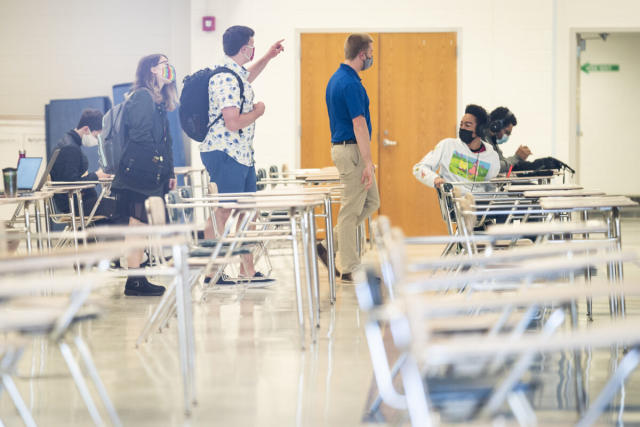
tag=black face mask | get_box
[459,128,474,144]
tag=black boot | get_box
[124,276,166,296]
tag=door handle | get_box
[382,138,398,147]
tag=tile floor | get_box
[1,216,640,426]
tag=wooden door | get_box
[300,33,379,170]
[300,32,456,237]
[378,33,456,236]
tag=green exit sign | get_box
[581,62,620,74]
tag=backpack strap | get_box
[208,66,246,134]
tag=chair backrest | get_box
[256,168,267,191]
[144,197,166,226]
[437,183,457,235]
[177,186,195,222]
[164,191,181,224]
[269,165,278,188]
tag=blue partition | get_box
[45,96,112,172]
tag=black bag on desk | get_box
[512,156,575,174]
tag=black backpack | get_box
[179,66,245,142]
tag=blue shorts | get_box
[200,150,257,193]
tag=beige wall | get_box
[0,0,190,118]
[2,0,640,193]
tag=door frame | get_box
[569,27,640,186]
[294,28,461,168]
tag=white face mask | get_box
[82,134,99,147]
[496,134,510,145]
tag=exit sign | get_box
[581,62,620,74]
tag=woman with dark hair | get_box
[112,54,178,296]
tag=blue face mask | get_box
[362,55,373,71]
[496,134,510,145]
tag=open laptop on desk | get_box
[15,157,43,196]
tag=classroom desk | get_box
[539,195,638,316]
[169,195,328,347]
[234,195,328,333]
[44,182,101,247]
[174,166,207,191]
[0,191,53,253]
[188,184,344,303]
[282,167,341,184]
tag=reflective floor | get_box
[1,217,640,426]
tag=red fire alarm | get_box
[202,16,215,32]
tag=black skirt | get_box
[113,188,150,224]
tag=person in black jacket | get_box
[111,54,178,296]
[50,109,114,219]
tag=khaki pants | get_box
[330,144,380,274]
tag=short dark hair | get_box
[223,26,255,56]
[344,33,373,60]
[76,109,103,131]
[489,106,517,128]
[464,104,488,133]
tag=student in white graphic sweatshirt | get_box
[413,104,500,193]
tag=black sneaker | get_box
[340,272,354,283]
[203,274,237,286]
[316,243,340,277]
[124,276,166,296]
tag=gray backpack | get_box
[99,99,128,174]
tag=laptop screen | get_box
[17,157,43,190]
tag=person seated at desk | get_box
[413,104,500,193]
[50,109,114,222]
[484,106,531,173]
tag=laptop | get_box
[33,149,60,192]
[16,157,43,194]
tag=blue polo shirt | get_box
[325,64,372,143]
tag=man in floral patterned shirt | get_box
[201,25,284,281]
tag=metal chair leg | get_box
[75,336,122,427]
[2,374,37,427]
[290,212,306,349]
[59,341,104,426]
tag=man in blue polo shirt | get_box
[317,33,380,283]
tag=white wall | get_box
[188,0,555,172]
[0,0,191,117]
[578,33,640,195]
[2,0,640,193]
[187,0,640,193]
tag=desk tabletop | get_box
[522,189,606,198]
[0,191,53,204]
[539,195,638,210]
[486,219,609,235]
[508,183,582,191]
[44,183,98,192]
[174,166,205,175]
[234,194,326,208]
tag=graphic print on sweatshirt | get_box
[449,151,491,182]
